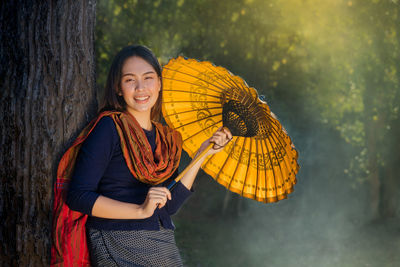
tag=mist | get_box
[95,0,400,266]
[174,120,399,266]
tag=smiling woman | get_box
[51,45,232,266]
[100,45,164,123]
[118,56,161,130]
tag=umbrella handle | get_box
[167,143,214,190]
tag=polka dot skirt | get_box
[87,224,183,267]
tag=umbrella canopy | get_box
[162,57,299,203]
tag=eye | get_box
[144,76,154,80]
[125,78,135,82]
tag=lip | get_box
[134,96,150,100]
[134,95,150,103]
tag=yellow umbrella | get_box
[162,57,299,203]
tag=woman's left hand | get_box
[197,127,233,157]
[178,127,233,190]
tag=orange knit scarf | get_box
[51,110,182,266]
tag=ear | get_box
[115,85,123,96]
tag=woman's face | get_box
[119,56,161,118]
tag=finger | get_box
[159,197,168,208]
[152,187,171,200]
[149,187,171,200]
[150,186,170,192]
[157,187,171,200]
[211,139,224,149]
[214,133,226,141]
[150,187,170,196]
[217,135,229,145]
[166,189,171,200]
[211,136,231,150]
[151,196,168,209]
[218,127,231,140]
[221,130,232,143]
[209,135,221,143]
[215,129,232,141]
[215,126,223,132]
[149,195,168,207]
[211,132,225,140]
[213,132,227,140]
[222,127,233,139]
[148,192,169,201]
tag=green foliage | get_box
[95,0,400,265]
[97,0,399,185]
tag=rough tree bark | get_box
[0,1,97,266]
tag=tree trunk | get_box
[380,166,396,218]
[365,121,380,220]
[363,72,382,220]
[0,1,97,266]
[380,115,400,218]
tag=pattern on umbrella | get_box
[162,56,299,203]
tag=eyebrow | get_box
[122,71,156,77]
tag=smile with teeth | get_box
[134,96,150,102]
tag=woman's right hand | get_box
[140,187,171,218]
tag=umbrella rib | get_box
[264,113,300,185]
[181,118,223,142]
[254,139,260,200]
[266,115,285,131]
[210,72,242,95]
[203,136,240,184]
[262,115,293,156]
[163,106,222,118]
[262,132,288,197]
[174,60,254,99]
[224,71,251,95]
[265,114,299,154]
[266,127,297,189]
[263,119,285,147]
[163,100,222,104]
[201,63,249,95]
[268,123,287,182]
[263,116,298,182]
[165,61,259,111]
[166,61,237,93]
[240,137,253,197]
[255,140,268,202]
[174,112,222,133]
[260,137,279,199]
[163,76,226,95]
[222,74,257,109]
[228,137,248,190]
[210,64,253,98]
[163,88,221,99]
[163,68,227,93]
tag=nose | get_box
[135,79,145,91]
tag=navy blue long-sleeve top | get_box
[66,116,192,231]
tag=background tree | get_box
[0,1,97,266]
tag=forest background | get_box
[1,0,399,266]
[96,1,400,266]
[95,1,400,266]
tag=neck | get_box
[127,109,153,130]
